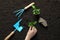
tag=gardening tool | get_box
[14,2,35,18]
[39,17,48,27]
[4,19,23,40]
[4,2,35,40]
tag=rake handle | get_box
[24,2,35,10]
[4,31,15,40]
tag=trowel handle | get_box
[24,2,35,10]
[4,31,15,40]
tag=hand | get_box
[25,26,37,40]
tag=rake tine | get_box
[14,9,21,13]
[15,11,21,16]
[18,11,23,18]
[18,9,24,18]
[15,9,24,17]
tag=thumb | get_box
[29,26,32,30]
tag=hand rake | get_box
[14,2,35,18]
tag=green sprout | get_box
[32,5,40,15]
[28,21,37,27]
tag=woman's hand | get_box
[25,26,37,40]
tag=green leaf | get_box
[28,21,37,27]
[32,5,40,15]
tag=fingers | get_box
[29,26,37,32]
[32,27,37,32]
[29,26,35,30]
[29,26,32,30]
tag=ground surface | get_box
[0,0,60,40]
